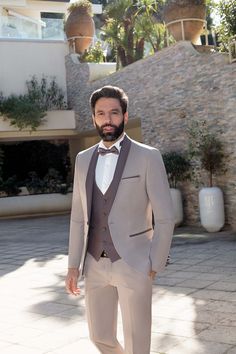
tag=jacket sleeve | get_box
[146,148,175,273]
[68,155,85,269]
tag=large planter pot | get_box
[199,187,225,232]
[164,1,206,44]
[0,193,72,218]
[170,188,183,227]
[65,7,95,54]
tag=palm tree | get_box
[102,0,166,67]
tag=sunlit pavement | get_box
[0,215,236,354]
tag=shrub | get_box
[0,76,67,130]
[188,120,227,187]
[0,175,20,196]
[162,151,191,188]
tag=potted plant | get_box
[162,151,191,227]
[163,0,206,44]
[65,0,95,54]
[79,40,117,81]
[188,120,227,232]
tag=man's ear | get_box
[92,115,96,127]
[124,112,128,125]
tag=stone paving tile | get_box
[176,279,216,289]
[0,344,45,354]
[0,325,44,345]
[151,333,186,353]
[160,271,200,280]
[0,341,12,350]
[155,278,182,287]
[192,310,236,326]
[180,265,216,272]
[1,217,236,354]
[227,347,236,354]
[201,300,236,314]
[208,267,236,275]
[164,263,190,271]
[170,258,206,265]
[48,338,100,354]
[191,289,228,301]
[194,272,225,281]
[152,317,210,337]
[225,274,236,282]
[221,292,236,302]
[207,281,236,292]
[166,338,232,354]
[198,325,236,345]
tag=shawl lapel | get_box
[85,145,99,224]
[106,135,131,209]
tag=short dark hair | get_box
[90,85,128,115]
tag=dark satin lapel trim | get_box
[85,146,99,223]
[106,135,131,207]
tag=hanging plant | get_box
[0,76,67,131]
[0,94,46,131]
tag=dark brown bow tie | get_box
[98,146,119,155]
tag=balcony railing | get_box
[0,15,65,40]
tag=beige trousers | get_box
[84,253,153,354]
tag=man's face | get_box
[93,97,128,142]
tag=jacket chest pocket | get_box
[121,175,140,183]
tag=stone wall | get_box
[65,41,236,229]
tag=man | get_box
[65,85,175,354]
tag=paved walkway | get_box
[0,215,236,354]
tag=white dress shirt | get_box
[95,134,125,194]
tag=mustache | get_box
[101,123,116,129]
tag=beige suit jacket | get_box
[68,135,175,276]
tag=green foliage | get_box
[67,0,93,16]
[164,0,206,5]
[0,94,46,131]
[0,141,70,183]
[0,77,67,130]
[43,168,63,193]
[216,0,236,51]
[25,171,46,195]
[80,41,105,62]
[188,120,227,187]
[26,76,67,111]
[101,0,167,67]
[162,151,191,188]
[0,175,20,196]
[25,169,69,195]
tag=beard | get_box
[95,120,125,142]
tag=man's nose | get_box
[103,113,112,123]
